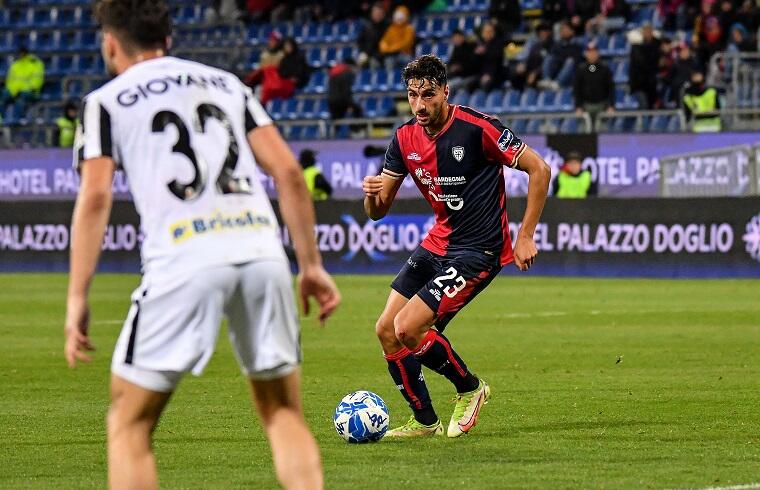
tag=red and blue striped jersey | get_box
[382,105,526,266]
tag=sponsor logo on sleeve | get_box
[497,129,514,152]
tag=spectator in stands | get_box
[378,5,415,69]
[586,0,630,35]
[489,0,522,41]
[447,29,478,91]
[542,21,582,88]
[511,22,553,91]
[542,0,568,24]
[552,151,597,198]
[717,0,738,44]
[727,23,756,53]
[657,36,676,104]
[278,37,311,90]
[630,23,661,109]
[260,30,285,67]
[654,0,690,31]
[693,0,725,65]
[683,70,721,132]
[327,58,363,119]
[0,46,45,121]
[243,32,303,103]
[737,0,760,34]
[299,149,333,200]
[573,41,615,127]
[358,3,389,68]
[668,42,701,104]
[473,21,506,92]
[567,0,600,36]
[54,100,79,148]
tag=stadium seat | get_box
[526,118,543,133]
[509,118,528,134]
[302,124,320,140]
[648,114,669,132]
[468,89,487,109]
[557,88,573,111]
[316,98,330,119]
[502,90,522,113]
[520,88,539,112]
[559,117,579,133]
[484,89,504,113]
[304,70,327,94]
[630,6,655,27]
[266,99,285,120]
[536,90,557,112]
[374,70,390,91]
[450,90,470,106]
[614,59,629,84]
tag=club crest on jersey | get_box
[452,146,465,162]
[497,129,514,152]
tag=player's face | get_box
[406,78,449,128]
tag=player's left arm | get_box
[65,156,115,367]
[513,146,551,271]
[480,120,551,271]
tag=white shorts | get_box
[111,259,300,393]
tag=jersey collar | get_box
[421,104,457,141]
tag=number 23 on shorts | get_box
[433,267,466,298]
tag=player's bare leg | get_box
[107,375,172,490]
[249,369,322,490]
[376,290,441,436]
[395,296,491,438]
[375,290,410,354]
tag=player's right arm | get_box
[363,133,406,220]
[246,116,340,324]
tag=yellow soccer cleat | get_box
[447,379,491,438]
[385,416,443,438]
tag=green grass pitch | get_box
[1,273,759,489]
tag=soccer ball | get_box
[333,391,389,443]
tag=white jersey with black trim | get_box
[74,56,286,276]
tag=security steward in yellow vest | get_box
[54,100,79,148]
[299,149,332,201]
[0,46,45,119]
[552,151,597,198]
[683,71,721,133]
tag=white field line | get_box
[669,483,760,490]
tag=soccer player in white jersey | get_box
[62,1,340,488]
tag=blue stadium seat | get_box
[559,117,579,133]
[614,59,629,84]
[502,90,522,113]
[666,115,683,132]
[521,0,543,9]
[302,124,319,140]
[375,70,390,91]
[450,90,470,106]
[648,114,669,132]
[468,89,487,109]
[41,79,62,101]
[283,98,300,120]
[316,98,330,119]
[536,90,557,111]
[363,96,380,118]
[510,119,528,133]
[484,89,504,113]
[414,17,432,38]
[354,69,373,92]
[390,69,405,91]
[557,88,573,111]
[526,118,543,133]
[459,15,484,35]
[630,6,655,26]
[520,88,539,112]
[608,33,629,56]
[266,99,285,120]
[304,70,326,94]
[306,47,322,68]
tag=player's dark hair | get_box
[402,55,447,88]
[94,0,171,53]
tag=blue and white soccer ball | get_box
[333,391,389,443]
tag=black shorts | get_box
[390,246,502,331]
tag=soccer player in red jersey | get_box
[363,55,551,437]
